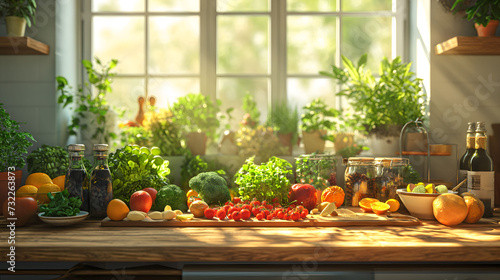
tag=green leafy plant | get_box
[143,108,186,156]
[300,98,339,142]
[57,58,118,143]
[0,103,35,171]
[234,156,293,205]
[335,143,369,159]
[108,145,170,204]
[320,54,425,137]
[119,126,150,148]
[170,93,221,142]
[1,0,37,27]
[452,0,500,27]
[27,145,92,178]
[267,101,299,143]
[39,190,82,217]
[235,125,287,161]
[295,154,337,190]
[240,93,260,128]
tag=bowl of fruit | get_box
[397,183,456,220]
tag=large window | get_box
[82,0,407,127]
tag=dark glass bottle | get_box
[65,144,89,212]
[459,122,475,194]
[89,144,113,218]
[468,122,494,217]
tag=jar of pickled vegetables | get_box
[375,157,409,202]
[344,157,378,207]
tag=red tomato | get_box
[3,197,38,227]
[129,191,152,213]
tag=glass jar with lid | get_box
[375,157,409,202]
[295,154,337,191]
[344,157,378,207]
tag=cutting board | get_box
[101,208,421,227]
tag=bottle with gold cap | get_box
[89,144,113,218]
[459,122,476,194]
[468,122,494,217]
[65,144,89,212]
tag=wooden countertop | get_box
[1,217,500,264]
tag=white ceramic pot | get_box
[367,134,399,157]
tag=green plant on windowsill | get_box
[240,93,260,128]
[170,93,221,143]
[0,103,35,172]
[452,0,500,27]
[142,108,186,156]
[300,98,339,142]
[57,58,119,144]
[235,125,287,162]
[266,101,300,144]
[320,54,425,138]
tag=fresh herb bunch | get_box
[234,156,293,205]
[0,103,35,171]
[108,145,170,204]
[57,58,118,144]
[27,144,92,178]
[39,190,82,217]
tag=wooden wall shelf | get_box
[0,37,49,55]
[435,36,500,55]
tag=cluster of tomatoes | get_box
[203,197,309,221]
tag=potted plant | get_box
[300,98,339,154]
[0,103,35,215]
[452,0,500,36]
[1,0,37,37]
[57,58,119,148]
[170,93,221,155]
[266,102,299,155]
[320,54,425,156]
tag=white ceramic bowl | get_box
[38,211,89,226]
[396,189,457,220]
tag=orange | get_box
[187,189,199,208]
[37,183,61,204]
[107,199,130,221]
[463,195,484,224]
[52,175,65,191]
[371,202,390,215]
[385,199,400,212]
[358,198,379,212]
[432,193,468,226]
[321,186,345,208]
[16,185,38,198]
[25,173,52,189]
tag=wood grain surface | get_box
[1,214,499,263]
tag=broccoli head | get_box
[189,172,231,206]
[153,184,188,212]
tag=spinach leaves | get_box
[39,190,82,217]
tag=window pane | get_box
[217,78,269,129]
[287,78,337,118]
[148,78,200,108]
[341,16,392,71]
[217,0,270,12]
[92,0,144,12]
[287,0,337,12]
[93,16,145,74]
[148,0,199,12]
[218,16,269,74]
[342,0,393,12]
[149,16,199,74]
[287,16,336,74]
[108,78,145,121]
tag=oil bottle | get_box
[65,144,89,212]
[89,144,113,218]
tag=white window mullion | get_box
[271,0,286,108]
[201,0,217,102]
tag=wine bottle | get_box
[459,122,475,194]
[468,122,494,217]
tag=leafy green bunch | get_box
[0,103,35,171]
[108,145,170,204]
[321,54,425,137]
[57,58,118,143]
[27,144,92,178]
[234,156,293,205]
[40,190,82,217]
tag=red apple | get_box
[142,187,157,202]
[288,184,318,211]
[2,197,38,227]
[129,191,152,213]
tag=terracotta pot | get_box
[0,170,23,216]
[302,130,326,154]
[278,132,293,156]
[186,132,207,156]
[475,20,499,37]
[5,16,26,37]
